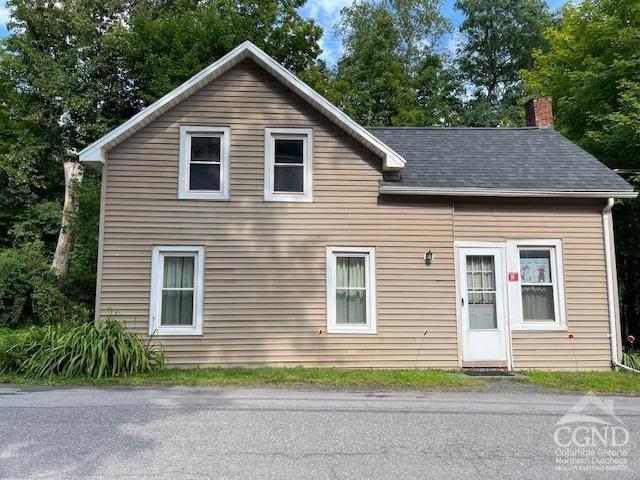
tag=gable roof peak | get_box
[79,41,405,171]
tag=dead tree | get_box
[51,161,83,279]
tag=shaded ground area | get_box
[0,381,638,479]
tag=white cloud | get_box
[443,32,464,57]
[299,0,354,65]
[0,1,12,27]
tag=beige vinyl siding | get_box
[100,59,459,368]
[99,58,612,370]
[453,199,611,371]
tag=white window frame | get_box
[149,245,204,336]
[506,239,567,331]
[264,128,313,202]
[178,125,230,200]
[326,246,377,334]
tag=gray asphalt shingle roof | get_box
[367,127,634,193]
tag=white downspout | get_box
[602,198,640,373]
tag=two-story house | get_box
[80,42,636,370]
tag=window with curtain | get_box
[326,247,376,334]
[161,255,195,326]
[519,249,556,322]
[150,246,204,336]
[336,256,367,325]
[264,128,313,202]
[178,126,229,200]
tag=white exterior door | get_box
[458,247,508,363]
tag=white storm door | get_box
[458,247,507,362]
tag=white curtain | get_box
[466,255,497,329]
[522,286,555,321]
[336,256,366,324]
[520,250,555,321]
[161,256,194,326]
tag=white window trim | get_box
[178,126,230,200]
[264,128,313,202]
[506,239,567,331]
[326,246,377,334]
[149,245,204,336]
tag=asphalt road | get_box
[1,382,639,480]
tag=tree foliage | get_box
[0,0,638,340]
[126,0,322,104]
[333,0,461,126]
[524,0,640,338]
[0,0,324,324]
[456,0,553,126]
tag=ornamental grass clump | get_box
[622,335,640,371]
[3,320,164,378]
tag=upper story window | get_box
[264,128,313,202]
[178,126,230,200]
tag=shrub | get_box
[622,350,640,371]
[0,241,90,327]
[0,326,47,374]
[5,320,164,378]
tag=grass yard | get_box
[0,366,485,389]
[2,366,640,393]
[524,370,640,395]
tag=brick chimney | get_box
[524,97,553,128]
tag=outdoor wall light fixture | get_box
[424,250,434,265]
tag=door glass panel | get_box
[466,255,497,329]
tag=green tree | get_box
[334,0,460,126]
[127,0,322,104]
[0,0,323,319]
[524,0,640,341]
[456,0,553,126]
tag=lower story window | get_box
[150,246,204,336]
[326,246,377,334]
[507,239,566,330]
[520,249,556,322]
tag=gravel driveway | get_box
[0,381,638,479]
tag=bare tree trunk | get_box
[51,161,83,279]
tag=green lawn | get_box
[2,366,640,394]
[524,370,640,395]
[0,367,484,389]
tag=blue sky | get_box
[300,0,571,65]
[0,0,569,65]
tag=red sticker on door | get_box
[508,272,519,282]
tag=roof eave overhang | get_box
[379,184,638,199]
[78,41,405,171]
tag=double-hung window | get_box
[178,126,230,200]
[264,128,313,202]
[149,246,204,336]
[507,239,566,330]
[326,247,377,334]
